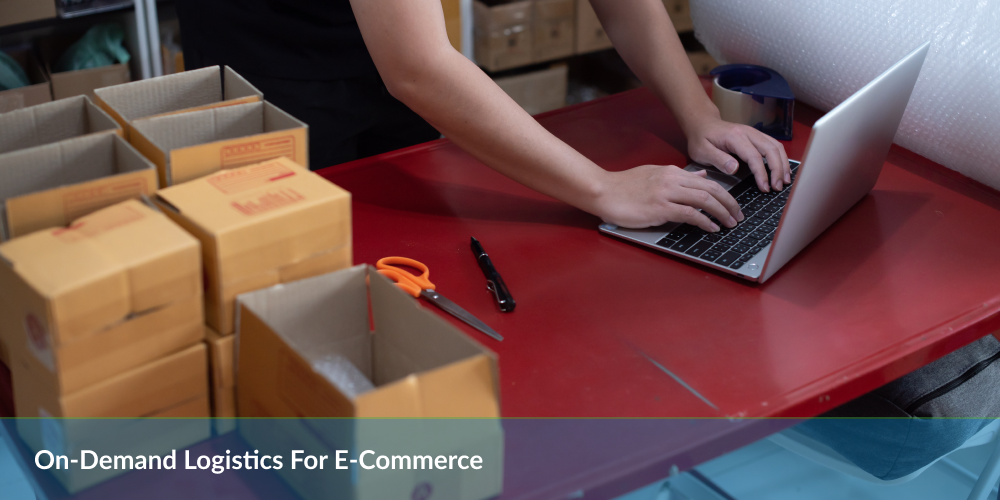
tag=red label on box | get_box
[220,136,296,168]
[230,188,306,216]
[207,161,296,195]
[62,178,150,222]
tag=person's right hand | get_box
[594,164,744,230]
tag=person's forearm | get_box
[589,0,719,134]
[387,48,608,214]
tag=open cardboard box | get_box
[0,0,56,28]
[131,100,308,187]
[0,199,203,396]
[155,157,352,335]
[0,46,52,113]
[236,265,503,500]
[0,132,157,241]
[0,95,120,155]
[94,65,262,138]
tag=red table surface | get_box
[318,86,1000,420]
[3,85,1000,500]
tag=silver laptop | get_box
[600,42,930,283]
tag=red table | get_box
[4,86,1000,500]
[319,87,1000,420]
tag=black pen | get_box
[470,237,515,312]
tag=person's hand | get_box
[685,117,790,193]
[594,164,745,230]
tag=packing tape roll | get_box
[712,78,782,130]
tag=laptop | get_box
[599,41,930,283]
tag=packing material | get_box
[237,265,503,500]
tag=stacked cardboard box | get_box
[130,100,308,187]
[238,265,503,500]
[0,199,210,492]
[495,64,568,115]
[155,157,353,336]
[0,46,52,113]
[474,1,534,72]
[533,0,576,63]
[575,0,613,54]
[94,65,263,139]
[0,129,158,241]
[205,326,236,434]
[0,0,56,28]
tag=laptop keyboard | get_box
[655,161,800,271]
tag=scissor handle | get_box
[377,268,422,297]
[375,256,435,290]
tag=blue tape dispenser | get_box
[710,64,795,141]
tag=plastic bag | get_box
[0,50,30,91]
[54,24,131,73]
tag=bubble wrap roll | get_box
[691,0,1000,190]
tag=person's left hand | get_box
[685,116,790,193]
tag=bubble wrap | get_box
[314,354,375,399]
[691,0,1000,191]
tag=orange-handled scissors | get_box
[376,257,503,341]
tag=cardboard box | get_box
[0,0,56,28]
[664,0,693,32]
[155,157,352,334]
[0,199,203,393]
[237,265,503,500]
[495,64,567,115]
[50,64,131,101]
[533,0,575,63]
[206,326,237,434]
[474,1,533,72]
[94,65,263,137]
[0,132,156,241]
[130,100,308,187]
[575,0,613,54]
[0,47,52,113]
[688,50,719,76]
[12,343,211,493]
[0,95,120,156]
[442,0,462,52]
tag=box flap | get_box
[0,96,119,155]
[1,134,158,239]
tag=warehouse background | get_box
[0,0,715,119]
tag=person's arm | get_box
[349,0,743,231]
[590,0,790,192]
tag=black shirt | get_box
[175,0,378,81]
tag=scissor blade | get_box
[420,290,503,341]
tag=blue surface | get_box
[613,437,1000,500]
[0,436,34,499]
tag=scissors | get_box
[376,256,503,342]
